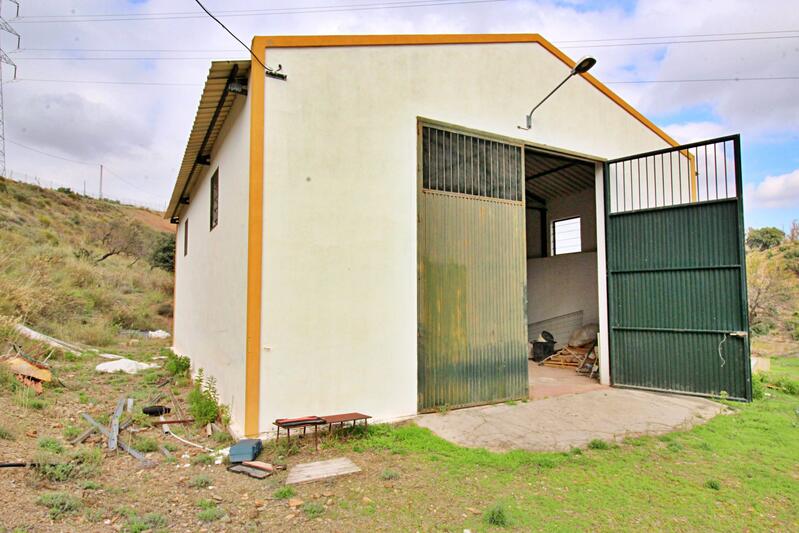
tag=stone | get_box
[288,498,304,508]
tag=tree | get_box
[746,227,785,251]
[788,220,799,243]
[150,232,175,272]
[747,251,796,327]
[92,221,147,263]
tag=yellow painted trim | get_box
[255,34,680,149]
[244,39,266,437]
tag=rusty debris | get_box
[2,348,52,394]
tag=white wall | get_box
[527,252,599,326]
[173,95,250,436]
[257,41,672,429]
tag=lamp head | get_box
[571,56,597,75]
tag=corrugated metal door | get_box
[418,124,528,411]
[605,135,751,400]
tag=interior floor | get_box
[529,363,605,400]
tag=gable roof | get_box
[166,34,678,219]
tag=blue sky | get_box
[2,0,798,230]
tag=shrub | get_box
[163,348,190,377]
[196,499,224,522]
[125,512,167,533]
[0,425,14,440]
[37,492,82,519]
[38,437,64,454]
[150,232,175,272]
[484,504,509,527]
[187,370,223,427]
[750,321,773,337]
[79,480,102,490]
[752,374,766,400]
[704,479,721,491]
[273,486,295,499]
[773,376,799,395]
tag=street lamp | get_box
[518,56,597,130]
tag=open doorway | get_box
[524,147,604,399]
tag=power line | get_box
[6,74,799,89]
[11,0,508,23]
[554,28,799,43]
[605,76,799,84]
[561,34,799,49]
[12,31,799,61]
[8,138,96,165]
[191,0,271,75]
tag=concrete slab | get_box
[416,388,726,452]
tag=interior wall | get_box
[526,184,598,343]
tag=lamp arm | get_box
[526,72,574,118]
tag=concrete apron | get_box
[415,388,727,452]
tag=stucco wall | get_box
[173,95,250,436]
[257,41,672,429]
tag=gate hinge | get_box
[729,331,748,338]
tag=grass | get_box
[0,425,14,440]
[587,439,611,450]
[273,486,295,499]
[484,503,510,527]
[131,436,158,453]
[38,437,64,454]
[191,453,214,465]
[35,447,103,482]
[301,501,325,518]
[320,358,799,531]
[196,499,225,522]
[36,492,82,520]
[189,475,212,489]
[380,469,400,480]
[124,512,167,533]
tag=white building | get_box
[167,34,751,438]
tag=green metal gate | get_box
[418,124,528,411]
[605,135,752,401]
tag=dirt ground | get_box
[0,342,453,532]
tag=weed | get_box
[84,507,104,523]
[191,453,214,465]
[35,447,103,482]
[187,369,222,427]
[62,425,81,440]
[301,501,325,518]
[0,425,14,440]
[163,442,178,452]
[79,480,102,490]
[132,436,158,453]
[704,479,722,491]
[380,469,400,481]
[569,447,583,455]
[125,512,167,533]
[212,431,234,445]
[588,439,611,450]
[38,437,64,454]
[37,492,82,519]
[196,499,224,522]
[13,387,46,410]
[273,486,295,499]
[189,475,212,489]
[485,503,510,527]
[163,348,190,376]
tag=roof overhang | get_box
[166,60,251,220]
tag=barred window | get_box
[210,169,219,231]
[422,126,522,202]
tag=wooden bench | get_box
[274,413,372,451]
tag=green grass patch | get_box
[301,501,325,518]
[380,469,400,480]
[37,492,82,520]
[38,437,64,454]
[484,503,510,527]
[35,447,103,482]
[62,425,81,440]
[189,475,212,489]
[191,453,214,465]
[196,499,224,522]
[131,436,158,453]
[273,486,295,499]
[124,512,167,533]
[587,439,611,450]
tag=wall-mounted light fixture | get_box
[518,56,597,131]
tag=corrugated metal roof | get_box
[166,60,251,219]
[525,150,595,202]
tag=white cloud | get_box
[663,121,728,144]
[745,169,799,208]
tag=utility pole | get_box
[0,1,21,178]
[99,164,103,199]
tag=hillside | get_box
[0,176,174,347]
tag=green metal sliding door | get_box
[605,135,751,401]
[418,124,528,411]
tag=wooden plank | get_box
[82,413,156,468]
[108,397,127,451]
[71,418,132,445]
[286,457,361,485]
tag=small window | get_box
[210,169,219,231]
[183,218,189,257]
[552,217,581,255]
